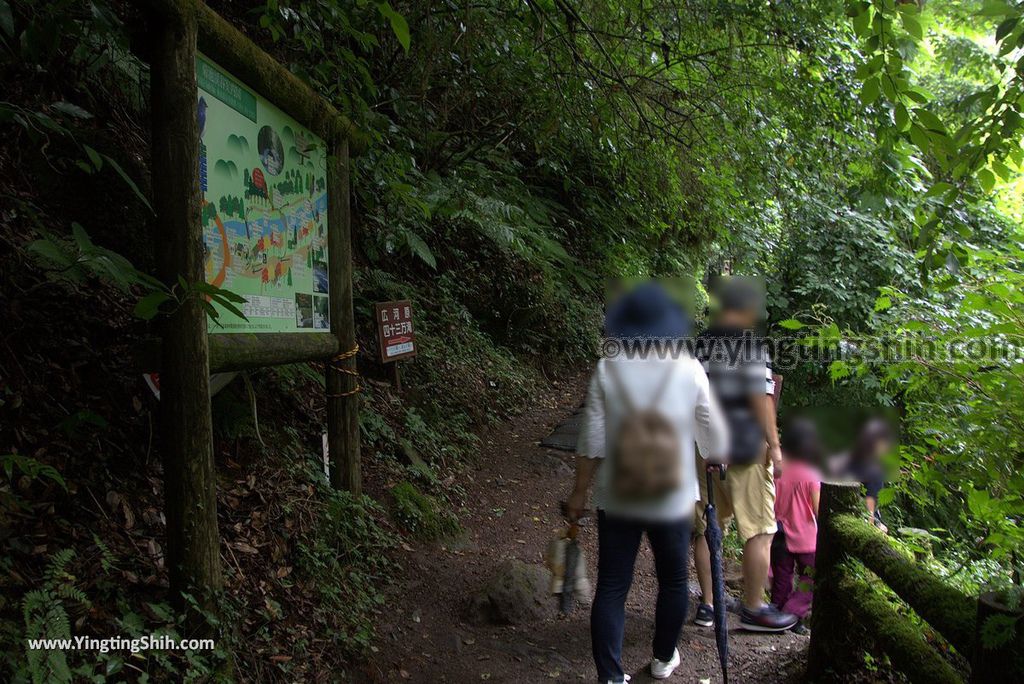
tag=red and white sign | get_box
[375,300,417,363]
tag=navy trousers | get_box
[590,510,692,682]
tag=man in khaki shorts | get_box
[692,278,797,633]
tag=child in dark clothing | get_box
[771,418,822,632]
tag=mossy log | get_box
[208,333,340,371]
[140,0,367,151]
[835,560,964,684]
[136,333,342,372]
[830,513,975,656]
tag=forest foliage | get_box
[2,0,1024,678]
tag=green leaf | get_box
[861,77,881,105]
[978,168,996,193]
[996,17,1019,42]
[0,2,13,38]
[980,0,1014,17]
[909,123,930,151]
[70,222,92,252]
[967,488,993,517]
[134,291,172,320]
[902,15,923,41]
[27,238,73,268]
[53,101,93,119]
[852,7,873,36]
[829,360,851,381]
[874,295,892,311]
[924,182,954,198]
[403,230,437,269]
[377,3,410,52]
[992,160,1013,181]
[876,487,895,507]
[894,103,910,131]
[82,145,103,171]
[101,154,154,214]
[778,318,805,330]
[914,108,945,132]
[211,296,248,320]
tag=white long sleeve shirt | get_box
[576,355,729,521]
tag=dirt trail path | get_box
[363,374,807,683]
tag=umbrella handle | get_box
[705,464,726,505]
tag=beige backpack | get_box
[606,362,682,500]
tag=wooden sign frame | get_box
[140,0,365,606]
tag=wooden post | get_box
[326,138,360,494]
[807,481,864,680]
[971,592,1024,683]
[391,361,402,393]
[149,4,223,611]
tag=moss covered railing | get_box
[807,482,1023,684]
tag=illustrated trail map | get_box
[197,53,330,333]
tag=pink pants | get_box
[770,546,815,619]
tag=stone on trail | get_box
[466,559,554,625]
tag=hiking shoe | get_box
[650,648,680,679]
[604,676,631,684]
[693,603,714,627]
[739,604,798,632]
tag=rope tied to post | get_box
[327,344,361,398]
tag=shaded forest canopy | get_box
[2,0,1024,681]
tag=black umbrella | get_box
[704,466,729,683]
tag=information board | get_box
[196,53,329,333]
[375,300,417,362]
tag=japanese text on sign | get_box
[375,300,417,362]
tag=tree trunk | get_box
[150,4,223,619]
[326,138,361,494]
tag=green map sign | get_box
[197,53,330,333]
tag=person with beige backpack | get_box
[565,282,728,684]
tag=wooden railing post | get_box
[971,592,1024,683]
[807,481,864,680]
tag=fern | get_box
[92,534,117,574]
[22,589,72,684]
[20,550,89,684]
[356,268,405,299]
[400,229,437,269]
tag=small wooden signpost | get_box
[375,299,417,391]
[139,0,366,613]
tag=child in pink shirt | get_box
[771,418,822,627]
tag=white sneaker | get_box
[604,675,631,684]
[650,648,680,679]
